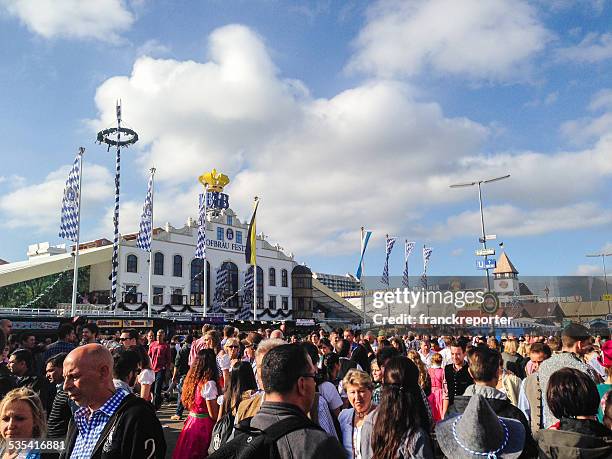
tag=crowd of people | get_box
[1,316,612,458]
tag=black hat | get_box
[561,323,591,341]
[435,394,525,459]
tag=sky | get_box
[0,0,612,280]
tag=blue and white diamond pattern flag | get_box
[136,173,154,252]
[381,236,396,287]
[421,246,433,288]
[195,192,207,259]
[402,241,415,287]
[58,152,82,242]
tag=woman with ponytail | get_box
[360,356,432,459]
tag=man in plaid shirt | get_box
[61,344,166,459]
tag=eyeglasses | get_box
[227,345,239,348]
[119,337,130,341]
[300,373,317,380]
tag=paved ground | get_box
[158,403,184,459]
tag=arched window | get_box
[154,252,164,275]
[190,259,210,306]
[269,267,276,286]
[126,254,138,273]
[281,269,288,287]
[173,255,183,277]
[220,262,239,308]
[246,265,265,308]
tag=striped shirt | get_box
[71,389,128,459]
[43,341,76,362]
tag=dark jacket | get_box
[249,401,346,459]
[446,385,538,458]
[535,418,612,459]
[60,393,166,459]
[444,362,473,406]
[174,343,191,377]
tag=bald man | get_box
[60,344,166,459]
[270,329,284,340]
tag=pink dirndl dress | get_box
[173,380,218,459]
[427,367,445,422]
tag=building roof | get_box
[0,245,112,288]
[493,252,518,275]
[311,278,363,323]
[519,302,564,319]
[292,265,312,275]
[559,301,611,318]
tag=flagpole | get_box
[70,147,85,317]
[147,168,156,317]
[202,184,208,319]
[361,227,366,328]
[252,196,259,322]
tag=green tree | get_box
[0,266,90,308]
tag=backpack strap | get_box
[263,415,322,443]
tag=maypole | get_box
[97,101,139,309]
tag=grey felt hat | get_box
[435,394,526,459]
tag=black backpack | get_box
[208,411,235,454]
[207,415,323,459]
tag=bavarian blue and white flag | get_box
[355,230,373,280]
[421,246,433,288]
[211,267,228,313]
[58,152,82,241]
[402,241,415,287]
[195,192,207,259]
[243,267,254,305]
[381,236,396,286]
[136,173,154,252]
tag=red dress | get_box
[173,380,218,459]
[427,367,446,422]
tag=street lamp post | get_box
[586,253,612,314]
[450,174,510,292]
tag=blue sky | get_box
[0,0,611,279]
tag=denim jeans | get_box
[175,374,186,416]
[153,370,165,410]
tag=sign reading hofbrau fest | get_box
[198,169,245,253]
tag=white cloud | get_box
[347,0,551,81]
[0,164,113,230]
[136,39,171,57]
[0,0,134,42]
[0,174,26,188]
[589,89,612,111]
[556,33,612,63]
[431,202,612,240]
[85,24,612,258]
[451,248,464,257]
[575,264,603,276]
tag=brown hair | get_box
[181,349,218,409]
[371,357,429,459]
[467,347,501,382]
[407,350,429,390]
[547,367,599,418]
[431,353,443,365]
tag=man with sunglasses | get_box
[119,329,139,350]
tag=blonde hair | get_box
[224,337,240,349]
[503,339,518,354]
[517,342,529,358]
[0,388,47,441]
[342,369,374,392]
[407,350,429,389]
[431,352,443,365]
